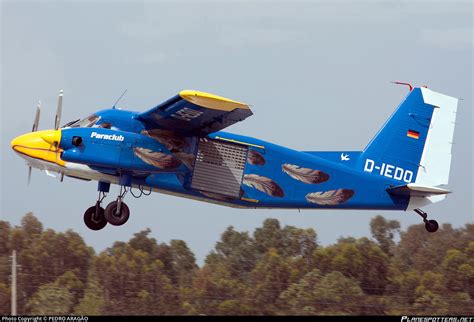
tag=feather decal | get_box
[247,150,265,166]
[174,152,195,170]
[282,164,329,184]
[134,147,182,170]
[305,189,354,205]
[141,129,186,152]
[242,174,284,198]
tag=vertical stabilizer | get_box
[361,87,458,199]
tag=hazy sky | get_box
[1,1,472,264]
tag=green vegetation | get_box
[0,213,473,315]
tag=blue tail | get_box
[307,87,458,190]
[360,88,435,184]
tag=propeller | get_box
[27,166,33,186]
[32,101,41,132]
[53,90,63,170]
[28,101,42,184]
[27,89,63,185]
[55,89,63,130]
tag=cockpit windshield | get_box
[62,114,101,128]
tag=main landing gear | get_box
[83,181,130,231]
[104,185,130,226]
[414,208,439,233]
[83,191,108,231]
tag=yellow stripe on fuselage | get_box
[241,197,259,203]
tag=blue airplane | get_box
[11,83,458,232]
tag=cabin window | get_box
[98,121,112,129]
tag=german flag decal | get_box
[407,129,420,139]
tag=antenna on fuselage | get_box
[112,89,128,109]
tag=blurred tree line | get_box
[0,213,473,315]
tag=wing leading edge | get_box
[136,90,253,136]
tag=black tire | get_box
[83,206,107,230]
[104,201,130,226]
[425,219,439,233]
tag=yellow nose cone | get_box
[41,130,61,145]
[11,129,65,166]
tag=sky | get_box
[1,1,472,264]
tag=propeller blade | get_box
[27,166,32,185]
[54,90,63,130]
[28,101,42,185]
[32,101,41,132]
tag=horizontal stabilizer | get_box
[387,184,451,197]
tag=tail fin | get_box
[361,87,458,188]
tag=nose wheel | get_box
[414,208,439,233]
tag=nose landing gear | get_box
[414,208,439,233]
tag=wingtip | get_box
[179,90,250,110]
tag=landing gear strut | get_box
[104,185,130,226]
[414,208,439,233]
[83,186,108,231]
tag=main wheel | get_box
[84,206,107,230]
[104,200,130,226]
[425,219,439,233]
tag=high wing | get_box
[136,90,253,136]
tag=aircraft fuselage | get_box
[12,108,409,211]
